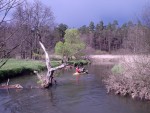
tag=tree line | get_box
[0,0,150,64]
[78,20,150,54]
[0,0,68,60]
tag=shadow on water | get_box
[0,64,150,113]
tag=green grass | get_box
[0,59,89,81]
[0,59,61,81]
[0,59,44,71]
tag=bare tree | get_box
[0,0,23,26]
[30,30,66,88]
[122,25,149,54]
[0,0,24,68]
[142,4,150,28]
[12,0,54,59]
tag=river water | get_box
[0,65,150,113]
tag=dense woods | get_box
[79,20,150,54]
[0,0,58,61]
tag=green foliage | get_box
[55,41,64,55]
[107,22,112,30]
[96,21,104,31]
[56,23,68,38]
[111,64,124,74]
[64,29,85,55]
[89,21,95,31]
[55,29,85,58]
[79,25,89,34]
[112,20,118,29]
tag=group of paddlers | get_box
[75,66,88,74]
[64,62,88,74]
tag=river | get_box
[0,65,150,113]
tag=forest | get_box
[1,0,150,64]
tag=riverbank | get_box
[100,55,150,100]
[88,54,150,100]
[0,59,45,82]
[0,59,89,82]
[88,55,121,64]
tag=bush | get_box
[104,55,150,100]
[68,60,89,66]
[111,64,124,74]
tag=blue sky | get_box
[31,0,149,27]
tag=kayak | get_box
[73,72,87,76]
[73,72,80,76]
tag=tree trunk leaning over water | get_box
[38,41,66,88]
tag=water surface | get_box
[0,65,150,113]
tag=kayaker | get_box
[76,66,81,73]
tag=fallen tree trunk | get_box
[38,41,66,88]
[0,84,23,89]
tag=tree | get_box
[142,4,150,28]
[56,23,68,38]
[0,0,24,68]
[112,20,118,30]
[0,0,23,26]
[107,22,112,30]
[55,29,85,61]
[13,0,54,59]
[55,41,64,56]
[89,21,95,32]
[94,21,104,50]
[96,21,104,31]
[35,38,67,88]
[142,4,150,53]
[99,21,104,30]
[127,21,134,28]
[79,25,89,34]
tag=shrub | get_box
[104,55,150,100]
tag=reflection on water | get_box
[0,65,150,113]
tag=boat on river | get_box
[73,71,88,76]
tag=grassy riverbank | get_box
[0,59,89,82]
[0,59,60,81]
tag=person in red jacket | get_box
[76,66,81,73]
